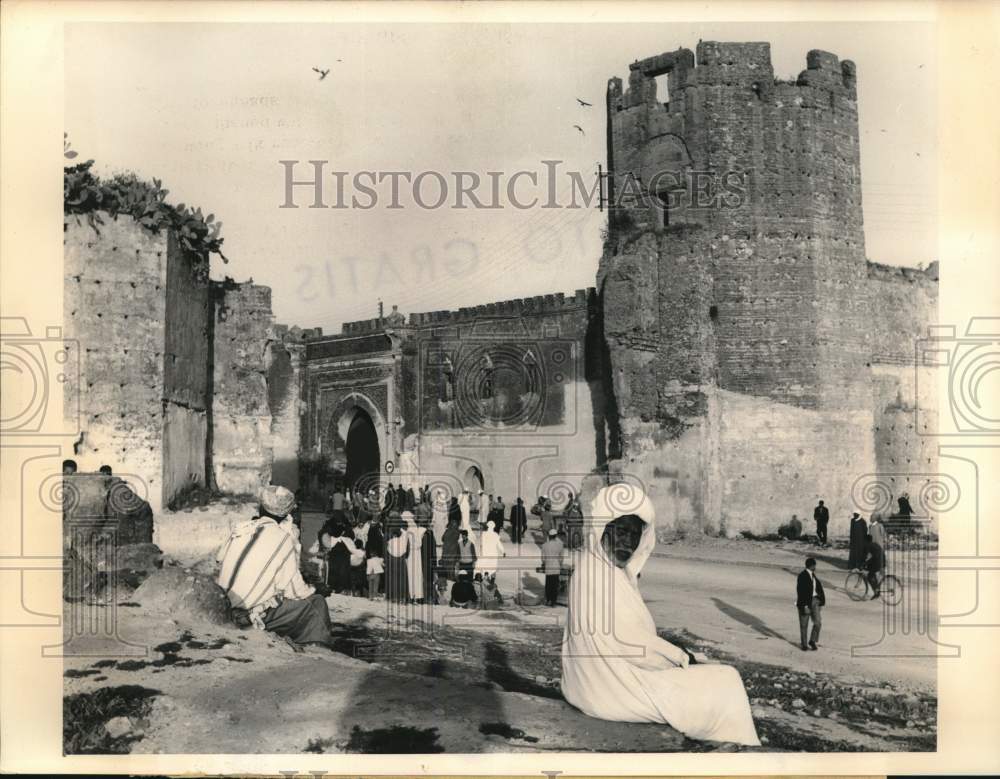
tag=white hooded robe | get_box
[458,492,471,533]
[403,511,425,597]
[560,485,760,746]
[475,522,505,577]
[431,490,449,544]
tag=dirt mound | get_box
[131,567,230,625]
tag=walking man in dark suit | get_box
[796,557,826,651]
[813,500,830,545]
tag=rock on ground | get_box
[116,543,164,573]
[131,567,229,625]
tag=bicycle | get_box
[845,567,902,605]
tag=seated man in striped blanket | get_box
[216,485,332,647]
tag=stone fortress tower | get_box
[598,42,937,534]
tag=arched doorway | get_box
[463,465,485,493]
[345,408,380,490]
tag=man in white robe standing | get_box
[475,520,505,578]
[458,490,472,533]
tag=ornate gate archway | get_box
[320,391,390,494]
[344,407,380,490]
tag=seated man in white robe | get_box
[561,485,760,747]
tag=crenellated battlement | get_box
[273,323,324,342]
[605,40,863,243]
[608,42,856,114]
[603,39,872,420]
[339,287,596,335]
[211,278,272,312]
[341,317,396,335]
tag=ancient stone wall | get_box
[410,293,602,505]
[716,392,874,538]
[64,213,215,510]
[301,289,608,505]
[604,42,868,414]
[867,262,939,512]
[599,42,935,535]
[161,232,211,504]
[64,212,283,517]
[211,280,274,495]
[64,214,172,511]
[267,326,309,491]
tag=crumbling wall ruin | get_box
[267,325,311,491]
[162,227,211,505]
[867,261,939,503]
[210,280,274,495]
[64,214,192,512]
[64,212,286,516]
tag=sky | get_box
[66,22,936,332]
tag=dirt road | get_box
[639,553,937,688]
[383,515,939,690]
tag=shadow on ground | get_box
[711,597,799,648]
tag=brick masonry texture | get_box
[65,215,175,512]
[211,281,274,495]
[595,42,938,534]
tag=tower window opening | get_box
[653,73,670,108]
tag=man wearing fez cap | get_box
[216,485,332,647]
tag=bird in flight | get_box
[312,67,330,80]
[576,98,592,107]
[573,124,586,135]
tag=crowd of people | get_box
[214,481,761,746]
[801,496,911,600]
[305,482,585,609]
[212,480,771,746]
[211,480,929,749]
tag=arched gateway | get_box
[323,392,389,493]
[344,408,379,489]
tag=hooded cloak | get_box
[475,521,505,577]
[431,490,449,544]
[458,492,472,533]
[560,485,760,746]
[403,511,425,597]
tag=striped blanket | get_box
[216,517,313,627]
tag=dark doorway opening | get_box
[345,409,380,490]
[463,465,485,493]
